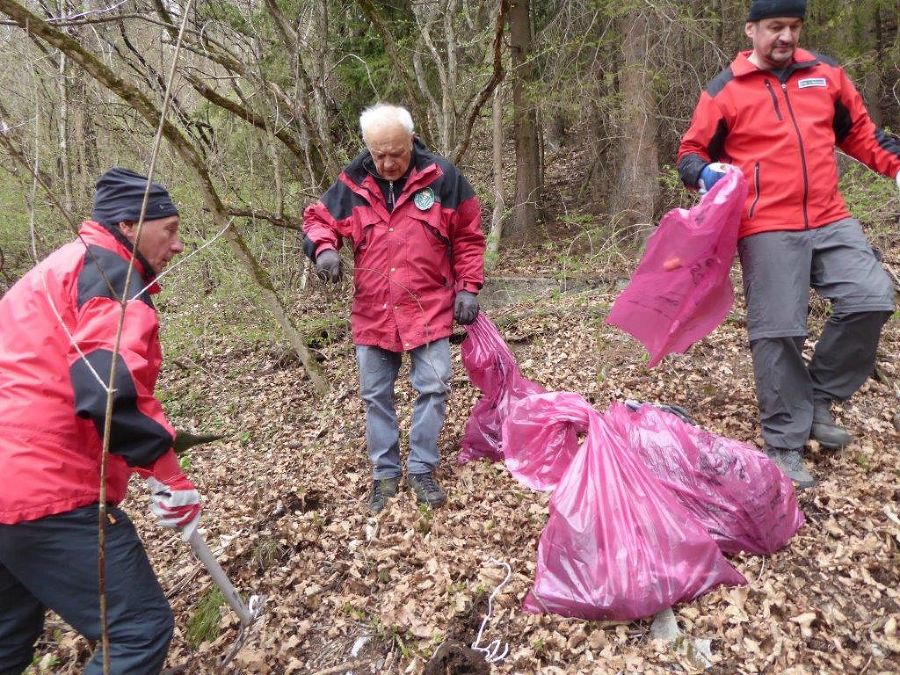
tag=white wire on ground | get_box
[471,559,511,664]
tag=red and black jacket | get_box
[0,222,175,524]
[678,49,900,239]
[303,140,485,352]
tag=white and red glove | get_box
[137,450,201,540]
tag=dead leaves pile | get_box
[37,280,898,674]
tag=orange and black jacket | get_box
[677,49,900,239]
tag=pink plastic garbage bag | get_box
[502,393,581,492]
[515,393,746,621]
[605,402,805,555]
[606,170,747,367]
[458,314,544,464]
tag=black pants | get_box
[0,505,173,675]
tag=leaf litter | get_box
[33,272,899,674]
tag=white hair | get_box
[359,103,415,141]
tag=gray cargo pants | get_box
[357,338,452,479]
[738,218,894,449]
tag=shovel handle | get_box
[188,530,254,626]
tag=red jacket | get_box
[678,49,900,239]
[304,141,485,351]
[0,222,175,524]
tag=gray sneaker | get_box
[810,400,852,450]
[407,472,447,509]
[369,476,401,514]
[765,446,816,489]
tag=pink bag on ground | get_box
[458,314,544,464]
[502,393,581,492]
[606,170,747,367]
[514,393,746,621]
[605,402,805,555]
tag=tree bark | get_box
[486,83,505,270]
[611,8,659,242]
[506,0,541,243]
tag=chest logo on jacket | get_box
[798,77,827,89]
[414,188,435,211]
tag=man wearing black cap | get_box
[677,1,899,488]
[0,168,199,673]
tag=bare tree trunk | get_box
[55,11,74,214]
[486,83,504,269]
[611,8,659,242]
[506,0,541,243]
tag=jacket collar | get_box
[79,220,160,292]
[342,138,442,216]
[731,48,819,79]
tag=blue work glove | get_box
[315,249,342,283]
[454,291,479,325]
[698,162,734,194]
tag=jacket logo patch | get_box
[798,78,827,89]
[414,188,435,210]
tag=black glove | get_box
[454,291,479,325]
[315,249,342,283]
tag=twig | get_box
[95,3,196,671]
[310,659,370,675]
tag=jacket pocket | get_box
[410,206,451,254]
[764,80,783,121]
[351,212,380,255]
[748,162,761,220]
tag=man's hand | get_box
[454,291,479,325]
[315,249,342,283]
[895,171,899,193]
[138,450,201,541]
[698,162,734,194]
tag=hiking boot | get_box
[810,400,852,450]
[406,472,447,509]
[369,476,401,514]
[765,446,816,489]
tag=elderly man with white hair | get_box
[303,103,485,513]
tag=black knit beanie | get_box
[91,167,179,226]
[748,0,807,21]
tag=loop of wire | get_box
[471,559,511,664]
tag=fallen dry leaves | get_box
[32,261,899,674]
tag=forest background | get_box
[0,0,898,673]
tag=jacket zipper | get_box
[748,162,761,219]
[781,81,810,229]
[764,80,783,120]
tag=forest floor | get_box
[32,239,900,674]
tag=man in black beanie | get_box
[676,2,899,488]
[0,168,200,673]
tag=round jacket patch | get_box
[414,188,435,211]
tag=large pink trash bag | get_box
[515,393,746,621]
[606,170,747,367]
[502,394,581,492]
[458,314,545,464]
[605,402,805,555]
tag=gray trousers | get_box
[739,218,894,449]
[357,338,452,479]
[0,505,173,675]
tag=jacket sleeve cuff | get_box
[677,154,708,190]
[134,448,180,480]
[455,280,481,294]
